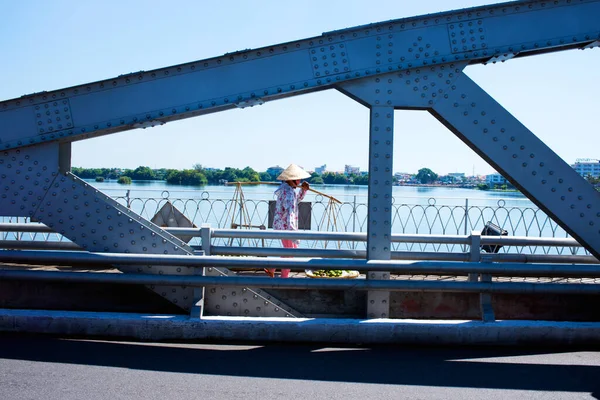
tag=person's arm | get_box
[298,181,309,201]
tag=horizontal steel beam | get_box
[0,223,583,247]
[0,241,593,264]
[0,223,53,233]
[3,310,599,345]
[212,246,597,264]
[1,0,598,149]
[1,269,599,295]
[0,240,81,251]
[1,249,599,277]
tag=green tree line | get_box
[73,165,280,186]
[74,165,477,187]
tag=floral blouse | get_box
[273,182,307,231]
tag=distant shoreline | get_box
[87,178,519,193]
[397,183,518,192]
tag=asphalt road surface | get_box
[1,334,599,400]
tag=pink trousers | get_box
[267,239,297,278]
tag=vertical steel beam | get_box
[339,64,469,318]
[58,142,71,174]
[365,106,394,318]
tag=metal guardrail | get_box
[0,225,599,322]
[1,268,599,295]
[0,223,597,264]
[1,249,599,277]
[1,192,586,256]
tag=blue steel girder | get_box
[0,0,598,296]
[0,142,302,316]
[338,60,600,260]
[0,142,197,308]
[339,63,470,317]
[0,0,599,150]
[366,106,395,318]
[430,72,600,260]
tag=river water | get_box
[1,179,576,254]
[91,180,532,208]
[83,180,566,240]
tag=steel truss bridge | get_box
[1,0,599,326]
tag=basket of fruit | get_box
[305,269,360,279]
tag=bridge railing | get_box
[1,226,598,322]
[0,190,587,256]
[0,242,599,322]
[0,223,596,265]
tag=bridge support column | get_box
[364,106,394,318]
[339,65,470,318]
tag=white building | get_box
[315,164,327,175]
[486,173,507,185]
[571,159,600,178]
[447,172,466,182]
[344,165,360,175]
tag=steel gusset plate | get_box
[203,266,302,318]
[0,143,301,315]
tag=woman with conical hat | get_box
[265,164,310,278]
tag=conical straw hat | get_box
[277,164,311,181]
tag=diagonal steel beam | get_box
[430,72,600,259]
[0,143,301,316]
[339,60,600,259]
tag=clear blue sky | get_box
[1,1,598,176]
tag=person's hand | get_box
[301,181,310,190]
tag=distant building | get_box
[266,165,284,178]
[447,173,465,182]
[486,173,508,185]
[571,159,600,178]
[315,164,327,175]
[394,172,412,183]
[344,165,360,175]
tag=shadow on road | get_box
[1,334,599,396]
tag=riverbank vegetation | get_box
[72,165,378,186]
[117,176,132,184]
[71,165,599,191]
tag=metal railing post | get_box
[463,198,469,252]
[469,230,481,280]
[352,196,357,249]
[191,223,211,318]
[479,272,496,322]
[470,230,495,322]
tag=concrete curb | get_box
[1,309,599,345]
